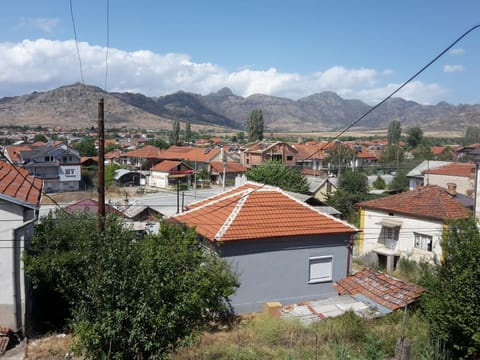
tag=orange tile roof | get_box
[105,149,123,159]
[172,182,358,242]
[357,185,471,221]
[423,162,475,177]
[292,143,328,160]
[160,146,221,162]
[121,145,163,159]
[334,268,425,311]
[151,160,182,172]
[0,160,42,207]
[4,145,31,162]
[64,198,124,216]
[210,161,247,173]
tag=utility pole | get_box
[98,98,106,235]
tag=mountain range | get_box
[0,83,479,132]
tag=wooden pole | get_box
[98,98,106,234]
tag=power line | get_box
[104,0,110,92]
[69,0,85,84]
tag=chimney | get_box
[447,183,457,196]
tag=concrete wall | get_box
[427,174,474,197]
[0,201,35,331]
[216,235,351,313]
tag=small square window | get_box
[308,256,333,283]
[65,169,75,177]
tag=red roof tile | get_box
[159,146,221,162]
[357,185,471,221]
[334,268,426,310]
[172,182,357,242]
[151,160,182,172]
[4,145,31,162]
[121,145,163,159]
[0,161,42,206]
[210,161,247,173]
[424,162,475,177]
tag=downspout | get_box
[346,233,355,275]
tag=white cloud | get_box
[449,48,465,56]
[0,39,449,105]
[443,64,465,73]
[17,17,59,33]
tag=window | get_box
[414,233,433,252]
[65,169,75,177]
[308,256,333,283]
[286,155,293,161]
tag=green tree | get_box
[387,120,402,145]
[72,137,97,157]
[421,218,480,358]
[184,122,192,143]
[246,161,310,194]
[105,163,121,188]
[146,137,169,149]
[463,125,480,146]
[169,120,181,145]
[247,109,264,142]
[237,131,245,143]
[326,170,369,222]
[406,126,424,148]
[25,212,238,359]
[33,133,48,143]
[325,143,355,177]
[388,169,409,191]
[372,175,386,190]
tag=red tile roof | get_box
[4,145,31,162]
[357,185,471,221]
[172,182,357,242]
[64,198,124,216]
[292,143,328,160]
[334,268,426,311]
[210,161,247,173]
[159,146,221,162]
[0,161,42,206]
[151,160,182,172]
[121,145,163,159]
[423,162,475,177]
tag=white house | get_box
[0,161,42,332]
[356,185,472,272]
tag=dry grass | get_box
[25,334,79,360]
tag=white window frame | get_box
[414,232,433,252]
[65,168,76,177]
[308,255,333,284]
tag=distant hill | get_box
[0,83,479,132]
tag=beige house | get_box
[423,162,475,197]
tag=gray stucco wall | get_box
[216,234,351,313]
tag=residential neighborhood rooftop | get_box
[172,182,358,242]
[0,160,42,207]
[356,185,472,221]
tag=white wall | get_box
[362,209,444,262]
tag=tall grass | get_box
[171,309,431,360]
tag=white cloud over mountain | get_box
[0,39,448,105]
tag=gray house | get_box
[171,182,358,313]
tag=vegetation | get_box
[387,120,402,145]
[25,211,238,359]
[463,125,480,146]
[169,120,181,145]
[326,170,369,223]
[325,142,354,176]
[388,169,410,192]
[420,218,480,358]
[406,126,424,148]
[246,161,310,194]
[72,137,97,157]
[372,175,386,189]
[32,133,48,143]
[247,109,264,142]
[184,121,192,143]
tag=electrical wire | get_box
[69,0,85,84]
[104,0,110,92]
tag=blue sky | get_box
[1,0,479,105]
